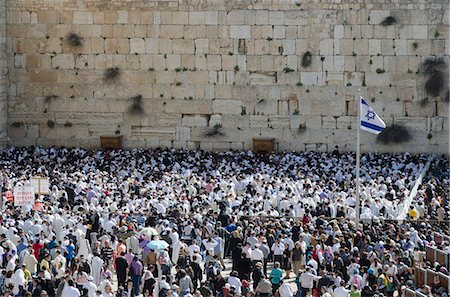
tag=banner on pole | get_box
[30,177,50,194]
[13,186,35,206]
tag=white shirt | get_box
[251,248,264,261]
[62,285,81,297]
[227,276,242,295]
[333,286,350,297]
[279,283,294,297]
[299,272,319,289]
[271,242,285,255]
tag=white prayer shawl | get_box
[92,256,104,286]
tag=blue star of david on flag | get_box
[360,97,386,134]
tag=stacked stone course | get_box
[2,0,449,153]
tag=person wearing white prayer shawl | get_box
[91,253,104,286]
[11,268,26,295]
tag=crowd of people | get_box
[0,146,448,297]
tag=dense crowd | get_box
[0,146,448,297]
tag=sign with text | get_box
[30,177,50,194]
[13,186,35,206]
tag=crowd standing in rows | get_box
[0,146,448,297]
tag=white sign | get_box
[30,177,50,194]
[13,186,35,206]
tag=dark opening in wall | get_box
[238,39,246,54]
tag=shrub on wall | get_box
[301,51,312,68]
[104,67,121,81]
[376,125,412,144]
[380,16,397,26]
[128,95,145,115]
[66,32,84,47]
[420,57,448,98]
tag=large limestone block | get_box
[394,117,427,131]
[254,99,277,116]
[189,12,205,25]
[227,10,245,25]
[213,99,242,114]
[173,39,194,54]
[369,10,390,25]
[182,115,208,127]
[156,114,182,127]
[412,25,428,39]
[176,127,191,141]
[164,99,213,115]
[230,26,251,39]
[55,112,123,125]
[249,72,276,85]
[130,38,146,54]
[250,115,269,128]
[160,25,184,39]
[131,126,175,141]
[268,116,290,128]
[73,11,93,24]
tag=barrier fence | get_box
[425,245,449,270]
[413,267,450,294]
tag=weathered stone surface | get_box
[1,1,448,154]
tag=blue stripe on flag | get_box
[361,121,384,131]
[361,98,368,106]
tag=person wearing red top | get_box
[32,240,44,259]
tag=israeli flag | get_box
[360,97,386,134]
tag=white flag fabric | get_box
[360,97,386,134]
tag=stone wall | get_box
[5,0,450,153]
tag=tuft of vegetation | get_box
[44,95,59,103]
[64,122,72,127]
[266,37,273,41]
[301,51,312,68]
[241,106,246,116]
[427,133,433,140]
[204,124,224,137]
[128,94,145,115]
[66,32,84,47]
[175,67,182,72]
[104,67,121,81]
[148,67,155,71]
[175,81,182,86]
[380,16,397,26]
[412,42,419,50]
[11,122,24,128]
[293,109,299,115]
[375,68,385,74]
[434,30,440,38]
[234,65,240,71]
[295,1,301,7]
[346,82,352,86]
[297,124,306,133]
[115,130,121,135]
[376,125,412,144]
[420,57,448,98]
[283,67,295,73]
[47,120,56,129]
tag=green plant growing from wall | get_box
[47,120,56,129]
[44,95,59,103]
[420,57,448,99]
[380,16,397,26]
[66,32,84,47]
[376,125,412,144]
[128,94,145,115]
[301,51,312,68]
[104,67,120,81]
[204,124,224,137]
[412,42,419,50]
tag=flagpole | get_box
[355,90,361,230]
